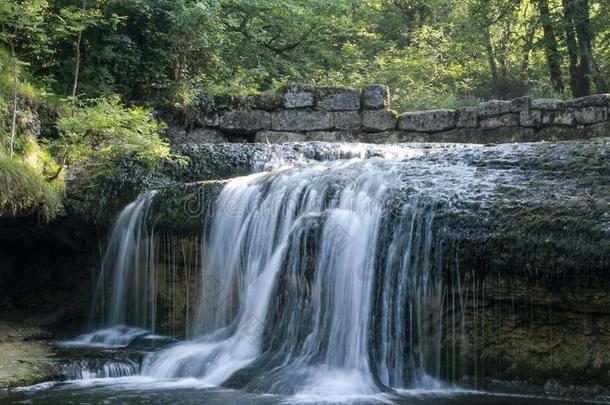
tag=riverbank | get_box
[0,312,58,389]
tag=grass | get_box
[0,137,64,222]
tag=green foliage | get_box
[3,0,610,110]
[55,96,177,222]
[0,137,64,221]
[56,96,169,169]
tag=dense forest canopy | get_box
[2,0,609,109]
[0,0,609,220]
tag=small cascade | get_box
[60,358,140,380]
[90,191,158,333]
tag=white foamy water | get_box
[70,141,524,400]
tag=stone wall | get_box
[168,84,610,145]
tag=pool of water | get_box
[0,379,599,405]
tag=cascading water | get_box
[71,143,488,397]
[92,191,158,330]
[136,155,459,397]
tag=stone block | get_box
[254,131,306,143]
[456,107,479,128]
[561,94,610,108]
[362,110,397,132]
[283,86,314,108]
[172,128,227,144]
[478,100,511,117]
[362,85,390,110]
[332,111,362,131]
[317,89,361,111]
[219,109,271,134]
[532,98,562,109]
[271,110,333,131]
[510,96,532,113]
[547,110,576,126]
[253,94,284,111]
[520,110,542,128]
[480,114,519,130]
[575,106,608,125]
[398,109,456,132]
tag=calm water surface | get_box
[0,379,600,405]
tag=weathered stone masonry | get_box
[168,84,610,144]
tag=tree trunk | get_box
[562,0,582,96]
[572,0,606,93]
[9,41,18,159]
[71,31,82,101]
[521,5,537,77]
[537,0,563,93]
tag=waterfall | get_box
[79,144,470,396]
[90,191,158,331]
[138,157,451,395]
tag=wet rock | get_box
[398,109,456,132]
[360,131,406,143]
[254,131,306,143]
[362,110,397,132]
[317,89,361,111]
[456,107,479,128]
[271,110,333,132]
[362,84,390,110]
[283,86,314,109]
[219,109,271,134]
[478,100,511,117]
[332,111,362,131]
[305,131,358,142]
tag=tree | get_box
[562,0,606,96]
[55,1,118,102]
[536,0,564,93]
[0,0,49,157]
[55,96,169,174]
